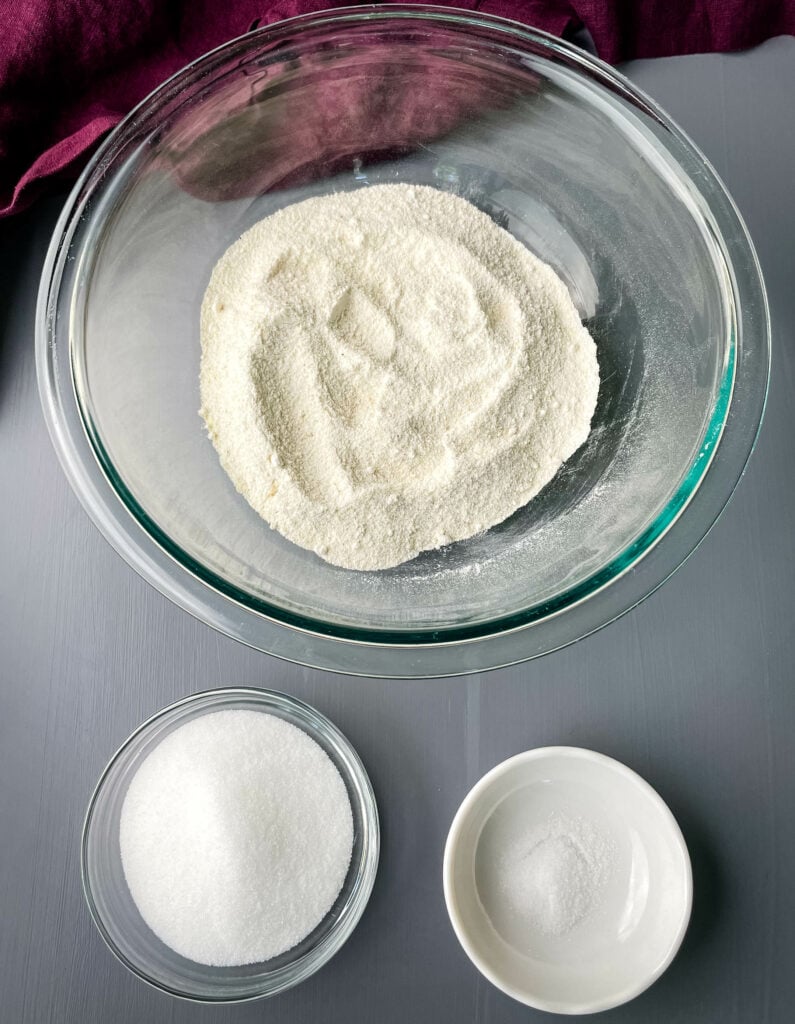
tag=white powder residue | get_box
[496,812,612,937]
[200,184,599,570]
[119,710,353,967]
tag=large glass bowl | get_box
[37,5,769,677]
[81,688,379,1001]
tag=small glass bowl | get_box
[81,688,379,1002]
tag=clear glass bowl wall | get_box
[39,7,769,675]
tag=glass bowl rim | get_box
[37,4,770,676]
[80,686,380,1002]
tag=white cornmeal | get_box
[119,710,353,967]
[200,184,599,571]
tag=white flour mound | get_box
[200,184,599,571]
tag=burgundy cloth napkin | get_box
[1,0,793,216]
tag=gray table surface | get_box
[2,36,794,1024]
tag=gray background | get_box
[1,37,793,1023]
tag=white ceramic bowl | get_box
[443,747,692,1014]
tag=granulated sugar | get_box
[200,184,599,570]
[119,710,353,966]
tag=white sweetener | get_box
[119,709,354,966]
